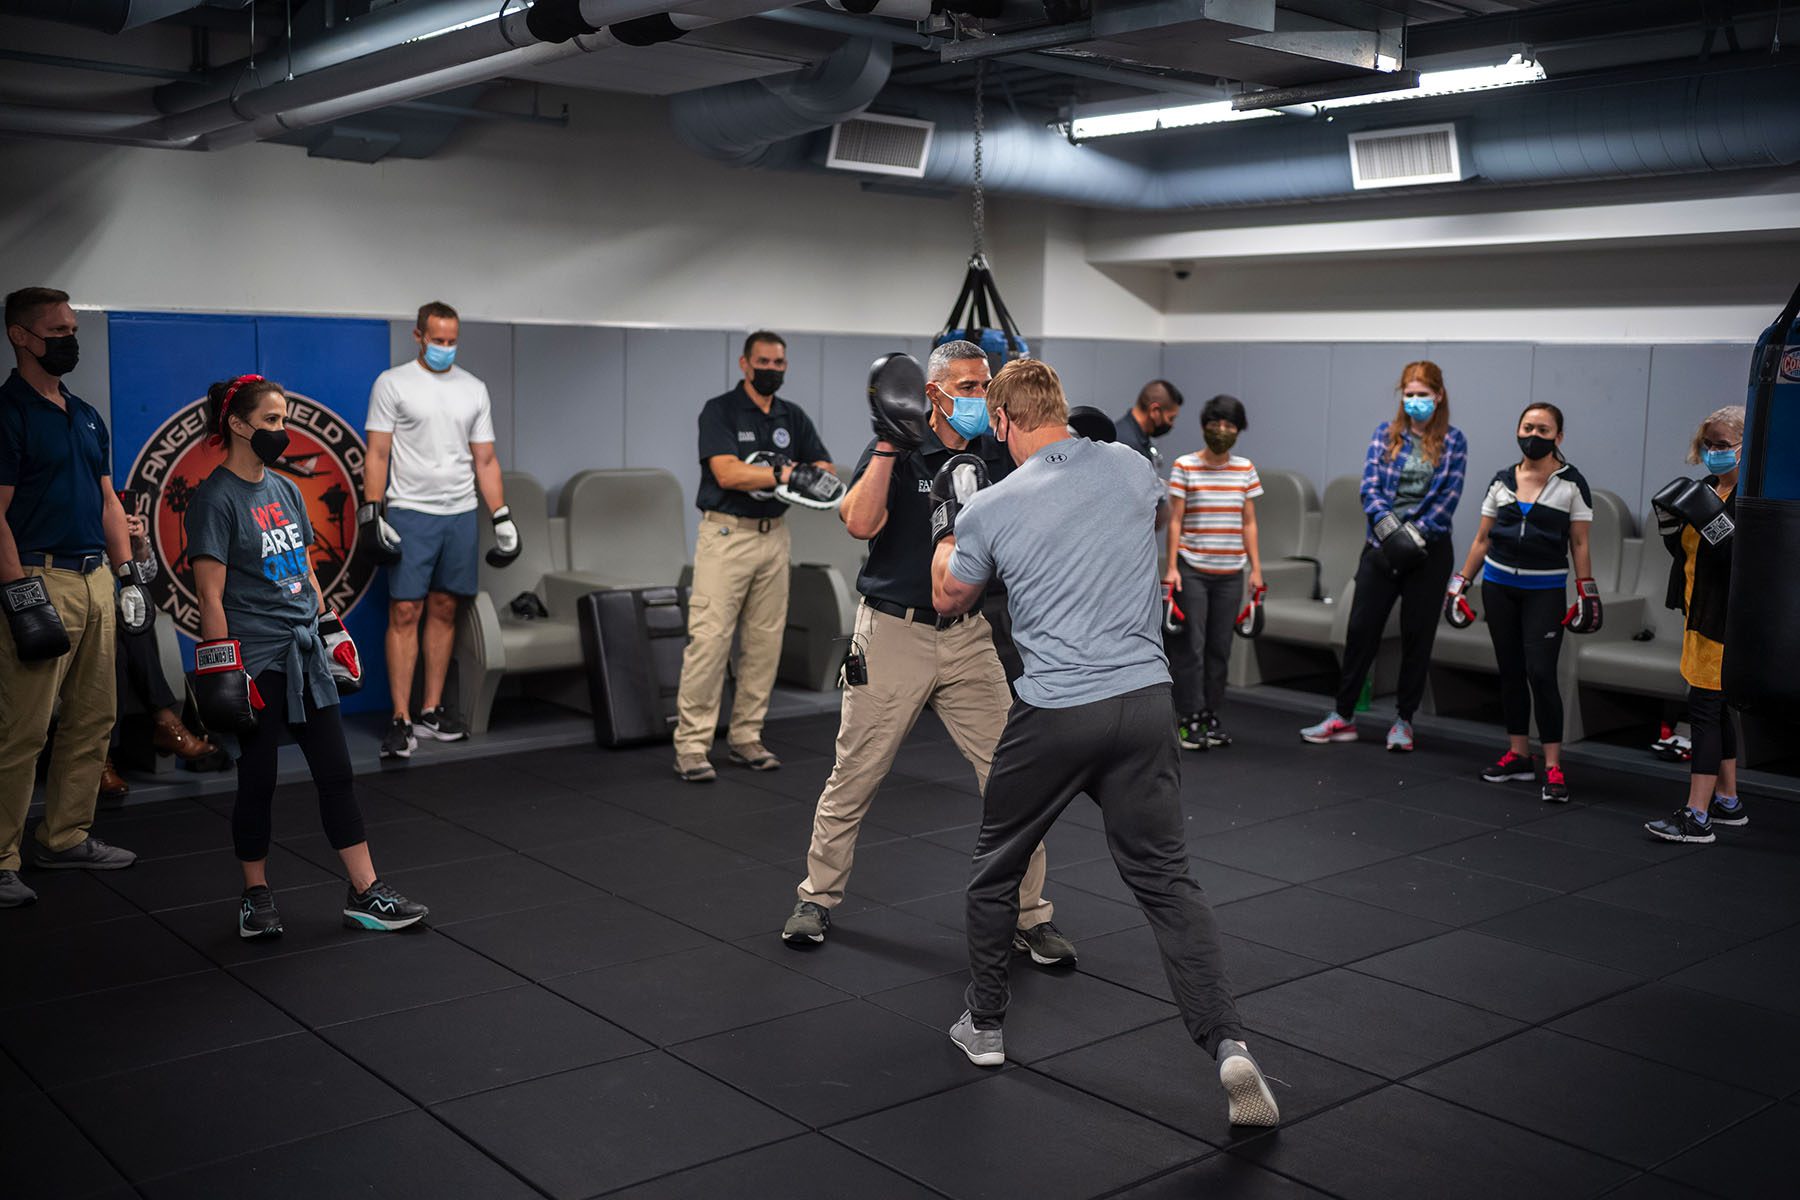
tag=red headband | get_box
[219,374,266,438]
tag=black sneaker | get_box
[1709,795,1748,826]
[344,879,428,931]
[415,707,469,743]
[1541,765,1571,804]
[1013,921,1078,966]
[1481,750,1535,783]
[1204,711,1233,748]
[238,885,283,940]
[1645,808,1715,844]
[380,717,417,760]
[1177,713,1210,752]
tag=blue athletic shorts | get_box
[385,507,479,599]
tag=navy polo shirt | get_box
[1114,409,1163,473]
[0,369,110,558]
[852,429,1013,611]
[695,382,830,518]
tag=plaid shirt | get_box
[1359,422,1467,545]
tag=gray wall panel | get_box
[1096,340,1167,416]
[777,333,824,434]
[1643,343,1752,517]
[384,318,515,468]
[818,334,929,471]
[1530,345,1652,531]
[1161,343,1243,409]
[1325,343,1429,486]
[512,325,625,514]
[1240,343,1332,483]
[1423,342,1536,563]
[623,328,738,549]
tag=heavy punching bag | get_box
[1722,278,1800,705]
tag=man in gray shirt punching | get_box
[929,359,1281,1128]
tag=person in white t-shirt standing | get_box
[359,301,519,760]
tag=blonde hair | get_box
[986,359,1068,432]
[1686,405,1746,465]
[1384,360,1451,465]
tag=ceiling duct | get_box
[1,0,211,34]
[670,36,893,167]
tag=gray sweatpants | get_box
[963,682,1246,1055]
[1168,562,1242,717]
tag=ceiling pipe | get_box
[670,36,892,166]
[1,0,211,34]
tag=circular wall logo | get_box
[121,393,378,639]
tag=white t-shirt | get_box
[365,360,495,515]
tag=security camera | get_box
[1172,264,1193,280]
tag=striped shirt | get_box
[1168,453,1263,573]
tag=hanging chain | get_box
[971,59,986,264]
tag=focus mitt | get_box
[777,463,847,510]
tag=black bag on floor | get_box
[577,586,691,748]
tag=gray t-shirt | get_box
[186,466,337,714]
[948,436,1169,708]
[1393,443,1433,520]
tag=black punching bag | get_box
[1722,278,1800,705]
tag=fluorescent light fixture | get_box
[1071,101,1277,141]
[1313,54,1545,110]
[407,11,504,43]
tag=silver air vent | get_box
[827,113,934,178]
[1347,123,1470,189]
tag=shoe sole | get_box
[950,1032,1006,1067]
[380,738,417,760]
[1483,771,1536,783]
[31,857,135,871]
[239,923,284,940]
[1542,790,1571,804]
[414,726,468,743]
[0,893,38,908]
[728,755,779,771]
[781,929,826,945]
[1220,1054,1280,1126]
[1387,742,1414,753]
[1012,934,1077,967]
[1645,826,1714,844]
[1708,814,1749,826]
[343,910,427,931]
[1178,737,1208,751]
[1300,731,1357,744]
[674,767,717,783]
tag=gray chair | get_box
[1572,522,1681,739]
[553,468,689,608]
[781,505,865,691]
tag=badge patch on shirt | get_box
[737,431,756,442]
[1781,347,1800,383]
[773,428,791,450]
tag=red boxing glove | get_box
[1163,583,1187,635]
[318,610,363,694]
[1443,574,1477,629]
[191,638,264,732]
[1234,584,1266,639]
[1563,577,1603,635]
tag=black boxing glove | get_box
[358,501,404,565]
[929,453,990,543]
[1234,583,1266,639]
[2,575,71,662]
[190,638,264,733]
[1651,477,1735,546]
[1444,574,1477,629]
[868,352,930,452]
[776,463,847,510]
[1563,577,1603,635]
[486,506,522,568]
[1372,512,1429,575]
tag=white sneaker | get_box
[1217,1039,1280,1126]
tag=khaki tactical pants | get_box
[673,512,791,758]
[0,566,117,870]
[798,602,1053,929]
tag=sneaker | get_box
[1204,712,1233,748]
[1651,727,1693,762]
[1541,764,1571,803]
[1646,808,1715,844]
[781,900,830,945]
[1482,750,1536,783]
[1709,794,1748,826]
[1217,1039,1281,1126]
[673,754,717,783]
[414,707,468,742]
[0,870,37,908]
[1013,921,1078,967]
[343,879,429,931]
[1385,718,1414,752]
[380,717,417,761]
[1300,712,1357,744]
[949,1011,1006,1067]
[238,885,283,940]
[727,742,781,771]
[1177,712,1210,752]
[31,836,136,871]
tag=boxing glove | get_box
[190,639,264,733]
[1067,406,1117,443]
[486,505,522,568]
[1563,577,1603,635]
[116,560,154,635]
[868,352,930,452]
[776,463,847,510]
[1651,477,1735,546]
[1444,574,1477,629]
[1371,512,1429,575]
[1,575,71,662]
[929,453,990,543]
[317,610,362,694]
[1234,583,1267,639]
[744,450,789,501]
[357,501,404,565]
[1163,582,1187,635]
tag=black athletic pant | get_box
[1169,561,1242,717]
[1334,538,1455,721]
[965,683,1245,1054]
[1687,685,1739,777]
[233,669,364,862]
[1484,579,1567,743]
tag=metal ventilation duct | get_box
[669,36,892,167]
[1,1,211,34]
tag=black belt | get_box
[18,551,104,574]
[865,596,965,630]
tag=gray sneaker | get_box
[1217,1038,1280,1126]
[31,836,136,871]
[673,754,717,783]
[0,870,38,908]
[1013,920,1078,967]
[781,900,831,945]
[950,1011,1005,1067]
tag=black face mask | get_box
[750,368,784,396]
[31,333,79,377]
[242,427,290,466]
[1517,434,1557,462]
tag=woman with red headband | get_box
[184,375,427,939]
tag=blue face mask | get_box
[1402,395,1436,421]
[1703,447,1739,475]
[943,395,990,439]
[423,343,456,371]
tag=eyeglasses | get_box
[1701,440,1740,452]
